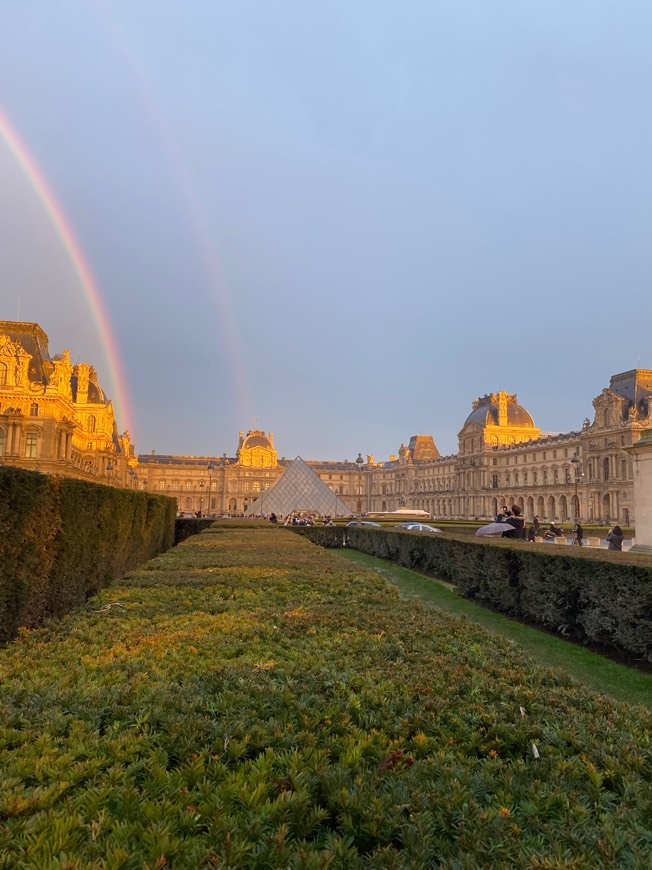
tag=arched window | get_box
[0,362,7,385]
[87,415,96,433]
[603,458,610,481]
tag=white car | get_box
[396,522,442,533]
[346,520,382,527]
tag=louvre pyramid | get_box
[244,457,352,517]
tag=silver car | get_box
[395,522,442,533]
[346,520,382,527]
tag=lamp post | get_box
[106,460,113,484]
[199,480,205,516]
[207,462,215,516]
[355,453,364,515]
[571,454,582,520]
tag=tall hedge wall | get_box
[295,526,652,664]
[0,466,176,642]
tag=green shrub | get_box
[0,526,650,867]
[0,467,176,641]
[298,526,652,664]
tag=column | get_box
[627,432,652,552]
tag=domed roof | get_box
[243,433,272,449]
[87,380,108,404]
[463,392,535,429]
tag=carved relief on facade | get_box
[0,322,131,485]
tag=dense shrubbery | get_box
[297,526,652,663]
[0,526,650,867]
[174,517,215,545]
[0,466,176,641]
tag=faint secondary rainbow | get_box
[92,1,251,426]
[0,108,134,434]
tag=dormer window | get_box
[87,415,96,433]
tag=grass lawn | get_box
[335,548,652,709]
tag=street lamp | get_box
[571,454,582,520]
[355,453,364,515]
[106,460,113,484]
[199,480,205,516]
[207,461,215,516]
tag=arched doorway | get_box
[547,496,556,519]
[527,496,535,519]
[602,493,610,523]
[228,498,237,514]
[536,495,545,518]
[559,495,568,521]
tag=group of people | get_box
[497,506,624,549]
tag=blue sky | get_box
[2,1,652,461]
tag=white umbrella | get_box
[475,522,515,537]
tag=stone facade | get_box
[139,372,652,525]
[0,321,135,485]
[2,320,646,526]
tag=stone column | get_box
[627,430,652,552]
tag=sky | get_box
[2,1,652,462]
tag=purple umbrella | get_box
[475,522,515,537]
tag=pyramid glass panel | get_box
[245,457,351,517]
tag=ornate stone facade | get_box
[3,320,643,526]
[0,321,135,485]
[138,371,650,525]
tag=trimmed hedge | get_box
[0,526,650,866]
[0,466,176,642]
[296,526,652,663]
[174,517,215,545]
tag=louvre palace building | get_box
[138,369,652,527]
[2,321,650,526]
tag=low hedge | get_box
[296,526,652,664]
[0,466,176,642]
[0,525,650,866]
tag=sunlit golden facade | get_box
[4,319,644,526]
[0,321,135,484]
[139,373,651,526]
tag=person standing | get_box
[502,504,525,539]
[574,522,584,546]
[606,525,624,550]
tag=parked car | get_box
[395,522,442,533]
[346,520,382,527]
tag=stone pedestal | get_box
[627,430,652,553]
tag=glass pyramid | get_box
[244,456,352,517]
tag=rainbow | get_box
[0,107,134,434]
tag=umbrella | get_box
[475,522,515,537]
